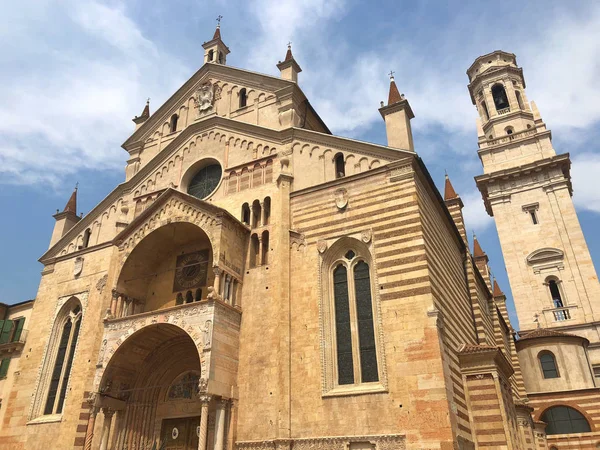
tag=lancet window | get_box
[321,239,383,393]
[36,299,83,417]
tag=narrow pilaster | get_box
[99,408,114,450]
[83,404,98,450]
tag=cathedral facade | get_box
[0,25,599,450]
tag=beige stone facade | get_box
[1,30,598,450]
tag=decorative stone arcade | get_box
[87,191,247,449]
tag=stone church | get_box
[1,23,600,450]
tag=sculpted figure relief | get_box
[194,81,222,117]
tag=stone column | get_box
[99,408,114,450]
[214,398,228,450]
[110,290,118,317]
[109,410,122,450]
[198,395,211,450]
[83,398,98,450]
[213,268,222,296]
[115,295,123,319]
[257,236,263,266]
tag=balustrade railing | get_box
[497,107,511,115]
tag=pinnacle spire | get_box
[387,72,402,105]
[493,279,504,297]
[63,185,78,214]
[213,15,223,40]
[284,42,293,62]
[472,233,485,258]
[444,174,459,200]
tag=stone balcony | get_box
[542,305,578,325]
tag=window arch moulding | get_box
[317,232,388,397]
[526,247,564,274]
[28,291,90,423]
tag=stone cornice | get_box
[475,153,572,216]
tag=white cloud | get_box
[462,190,494,234]
[572,153,600,213]
[0,0,189,187]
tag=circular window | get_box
[187,164,222,199]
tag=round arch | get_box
[116,222,215,312]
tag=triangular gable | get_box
[113,188,247,249]
[123,63,302,152]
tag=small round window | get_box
[187,164,222,199]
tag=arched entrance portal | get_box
[95,324,222,450]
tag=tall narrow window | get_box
[251,200,261,228]
[261,230,269,265]
[82,228,91,249]
[44,304,82,415]
[333,265,354,385]
[239,88,247,108]
[492,84,509,111]
[530,210,538,225]
[249,234,259,268]
[12,317,25,342]
[328,247,380,389]
[334,153,345,178]
[208,50,214,62]
[169,114,178,133]
[548,279,564,308]
[539,352,559,379]
[263,197,271,226]
[218,52,224,64]
[241,203,251,225]
[0,320,14,344]
[354,261,378,382]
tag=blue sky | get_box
[1,0,599,328]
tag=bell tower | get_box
[471,51,600,364]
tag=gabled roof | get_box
[122,62,329,151]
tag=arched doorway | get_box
[115,222,215,316]
[96,323,216,449]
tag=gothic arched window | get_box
[239,88,247,108]
[491,84,509,111]
[330,247,379,386]
[38,301,83,416]
[82,228,91,249]
[541,406,591,435]
[539,351,559,379]
[335,153,345,178]
[169,114,178,133]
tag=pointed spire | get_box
[444,173,459,200]
[283,42,294,62]
[493,279,504,297]
[213,14,223,40]
[473,233,485,258]
[387,72,402,105]
[63,185,78,214]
